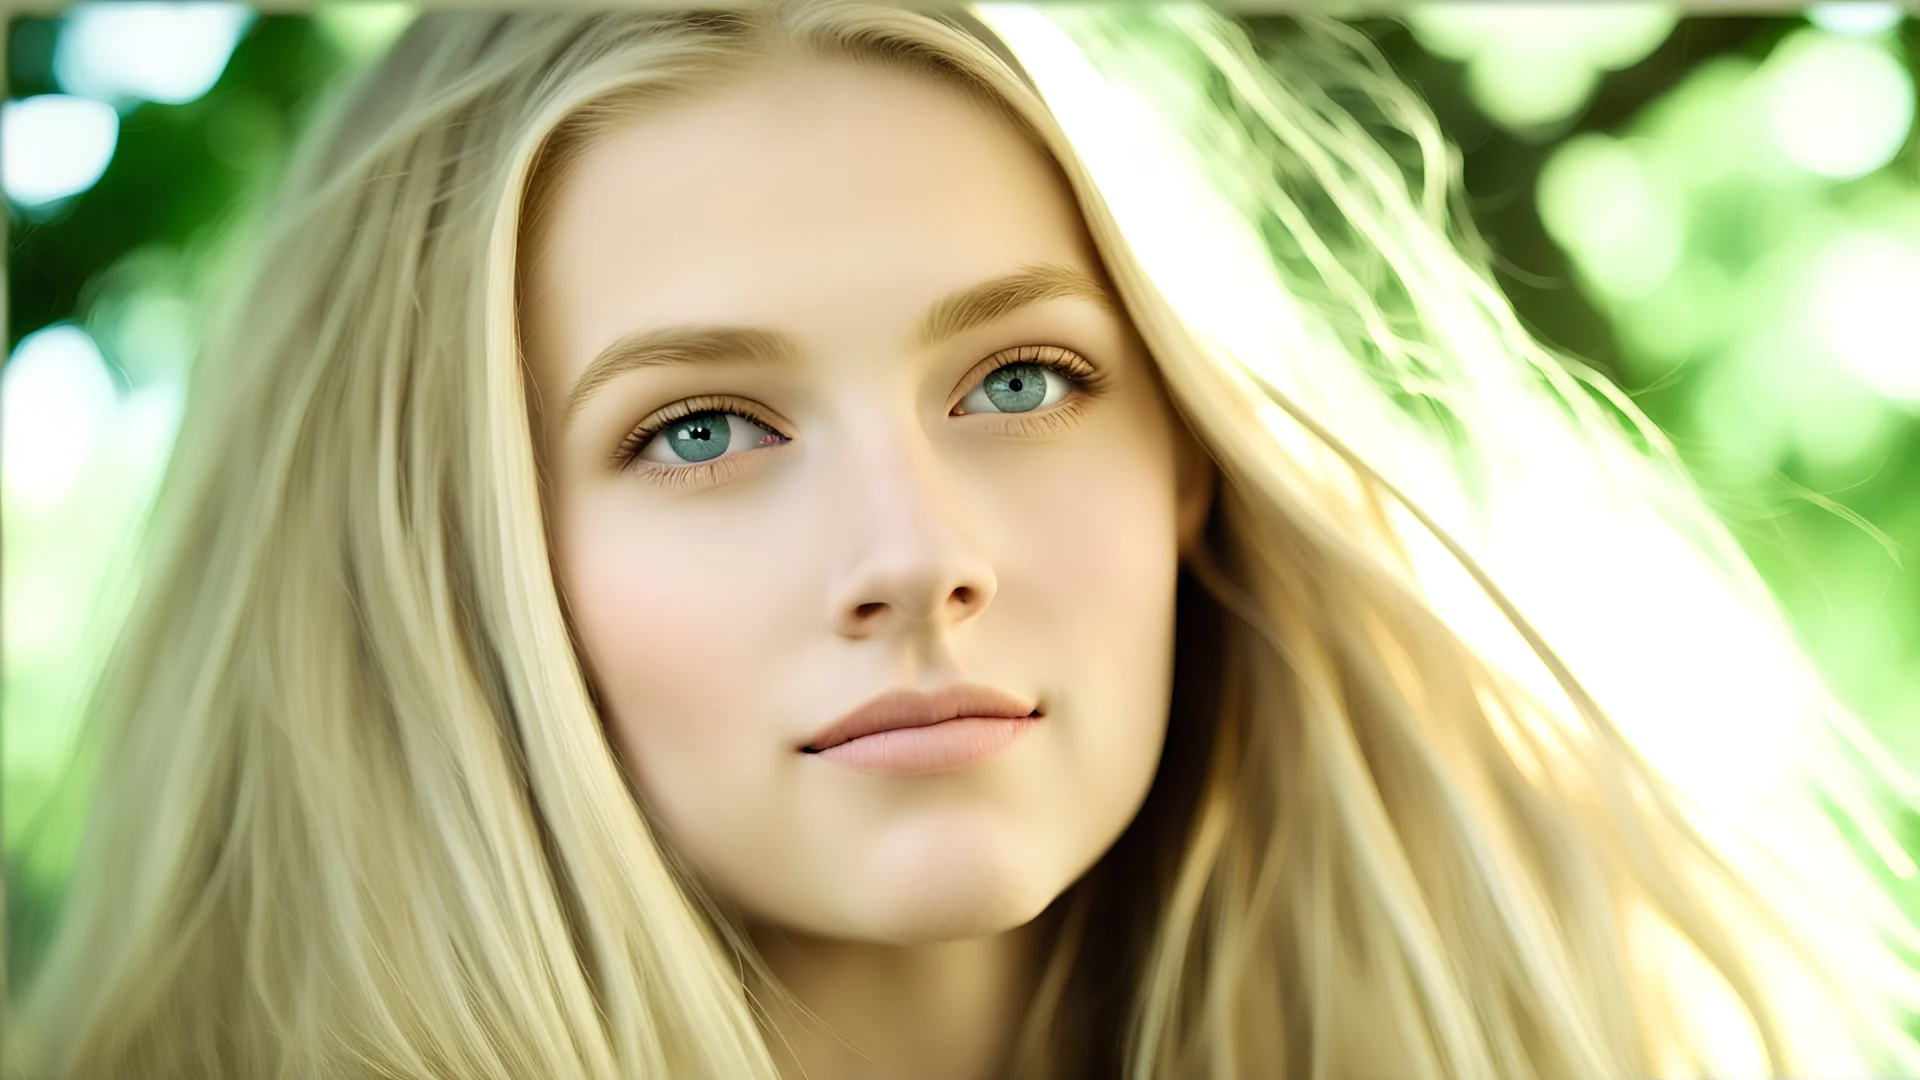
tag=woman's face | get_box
[522,58,1211,945]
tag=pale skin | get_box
[522,58,1213,1080]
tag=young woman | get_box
[11,3,1917,1077]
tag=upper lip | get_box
[801,683,1040,752]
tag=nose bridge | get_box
[826,408,995,637]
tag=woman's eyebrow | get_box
[561,261,1116,423]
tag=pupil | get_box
[1007,377,1023,392]
[668,411,731,463]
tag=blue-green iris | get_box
[983,363,1047,412]
[664,411,730,463]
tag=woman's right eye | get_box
[631,409,788,468]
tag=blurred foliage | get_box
[4,6,382,996]
[6,3,1919,1018]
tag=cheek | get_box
[1052,464,1176,604]
[1012,405,1185,631]
[553,499,776,774]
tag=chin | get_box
[855,880,1060,945]
[845,833,1070,945]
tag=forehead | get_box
[524,58,1101,369]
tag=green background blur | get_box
[6,2,1919,1008]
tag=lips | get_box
[801,683,1040,753]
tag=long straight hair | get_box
[9,4,1917,1077]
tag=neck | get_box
[748,916,1052,1080]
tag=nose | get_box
[825,422,997,643]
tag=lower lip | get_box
[809,716,1040,776]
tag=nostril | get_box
[855,602,885,619]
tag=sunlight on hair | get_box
[975,2,1411,484]
[973,6,1309,395]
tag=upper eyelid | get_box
[612,395,780,468]
[946,346,1097,411]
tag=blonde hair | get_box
[9,3,1916,1077]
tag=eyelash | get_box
[612,344,1110,488]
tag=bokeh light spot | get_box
[314,3,416,63]
[1,95,118,209]
[1807,2,1907,36]
[1406,4,1677,70]
[3,325,119,511]
[1466,46,1600,134]
[1764,31,1914,180]
[1806,230,1920,402]
[1537,134,1685,299]
[53,2,254,108]
[1614,257,1736,380]
[1408,4,1677,133]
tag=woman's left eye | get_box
[955,361,1075,415]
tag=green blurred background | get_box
[5,1,1918,1009]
